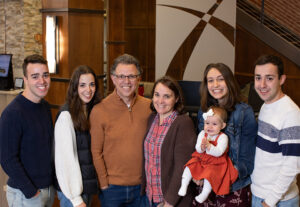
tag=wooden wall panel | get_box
[125,1,149,26]
[46,81,69,106]
[147,28,155,81]
[148,0,156,26]
[107,1,124,41]
[69,13,104,76]
[123,0,156,82]
[42,0,105,119]
[235,25,300,106]
[42,0,68,9]
[57,14,70,78]
[107,0,125,92]
[282,77,300,106]
[124,29,149,67]
[69,0,103,10]
[107,0,155,86]
[42,0,103,10]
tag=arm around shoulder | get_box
[236,104,257,179]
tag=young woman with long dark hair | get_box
[55,65,101,207]
[193,63,257,207]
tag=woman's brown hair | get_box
[66,65,101,131]
[200,63,242,112]
[150,76,185,114]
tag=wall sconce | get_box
[46,16,59,74]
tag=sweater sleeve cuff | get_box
[71,196,84,206]
[21,183,38,199]
[99,177,109,188]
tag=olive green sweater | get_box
[90,90,151,188]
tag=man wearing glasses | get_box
[90,54,151,207]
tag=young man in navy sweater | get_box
[0,54,54,207]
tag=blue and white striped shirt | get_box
[251,95,300,207]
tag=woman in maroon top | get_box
[141,76,197,207]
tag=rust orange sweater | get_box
[90,90,151,188]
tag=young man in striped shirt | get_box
[251,55,300,207]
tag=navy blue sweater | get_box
[0,94,54,198]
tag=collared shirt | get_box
[144,111,178,204]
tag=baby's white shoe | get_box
[195,193,209,203]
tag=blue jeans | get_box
[252,194,299,207]
[6,185,54,207]
[57,191,92,207]
[99,184,142,207]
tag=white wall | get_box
[156,0,236,81]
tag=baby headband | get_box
[203,108,214,120]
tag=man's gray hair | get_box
[110,54,142,75]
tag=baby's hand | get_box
[201,138,207,151]
[206,142,211,151]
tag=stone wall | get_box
[0,1,4,53]
[24,0,42,58]
[0,0,42,79]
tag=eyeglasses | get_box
[113,74,140,80]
